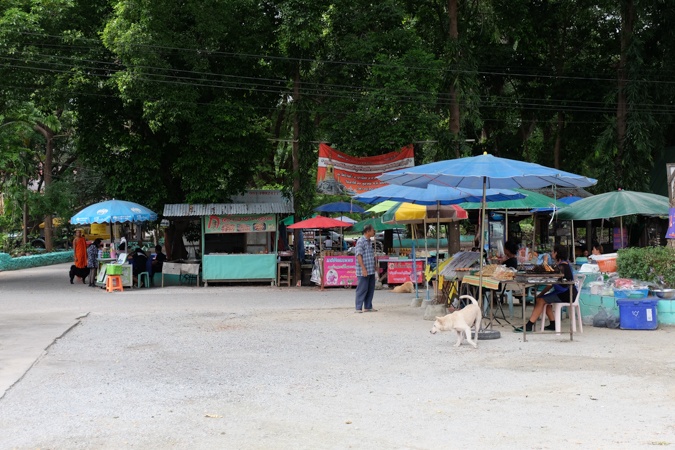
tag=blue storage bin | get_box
[613,288,649,299]
[616,298,659,330]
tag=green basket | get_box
[106,264,123,275]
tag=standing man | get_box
[355,224,377,313]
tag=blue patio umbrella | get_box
[70,199,158,224]
[314,201,366,214]
[353,184,526,205]
[530,195,583,213]
[379,153,597,328]
[354,183,525,300]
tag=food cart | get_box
[163,190,294,285]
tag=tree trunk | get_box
[447,0,461,158]
[616,0,635,185]
[292,65,301,285]
[553,112,564,169]
[22,177,28,245]
[35,123,55,251]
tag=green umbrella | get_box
[351,217,403,233]
[557,190,669,220]
[456,189,567,210]
[557,189,669,251]
[366,200,399,214]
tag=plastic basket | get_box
[596,258,617,272]
[106,264,123,275]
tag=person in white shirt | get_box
[324,237,333,250]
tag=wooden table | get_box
[503,279,576,342]
[461,275,576,342]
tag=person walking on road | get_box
[355,224,377,313]
[71,229,88,283]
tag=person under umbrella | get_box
[87,238,103,287]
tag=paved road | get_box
[1,263,674,449]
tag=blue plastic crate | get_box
[616,298,659,330]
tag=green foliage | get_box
[3,0,675,222]
[617,246,675,288]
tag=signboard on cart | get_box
[205,214,276,234]
[323,256,358,287]
[387,260,424,284]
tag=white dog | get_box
[429,295,482,348]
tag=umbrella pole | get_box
[505,209,509,243]
[412,230,418,299]
[571,220,576,264]
[435,201,441,302]
[620,217,624,249]
[424,219,430,301]
[478,177,486,329]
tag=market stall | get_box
[163,190,294,285]
[288,216,354,289]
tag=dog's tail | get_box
[459,295,478,307]
[459,294,483,334]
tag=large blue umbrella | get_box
[314,201,366,214]
[353,184,526,205]
[379,153,597,326]
[379,153,597,190]
[70,199,158,224]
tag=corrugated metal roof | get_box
[163,202,294,217]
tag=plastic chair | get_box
[106,275,124,292]
[137,272,150,288]
[539,274,586,334]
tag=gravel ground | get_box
[1,263,674,449]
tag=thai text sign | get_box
[666,208,675,239]
[612,227,628,249]
[387,260,424,284]
[205,214,276,234]
[317,143,414,195]
[323,256,358,287]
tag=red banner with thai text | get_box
[316,143,415,195]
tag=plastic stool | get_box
[106,275,124,292]
[137,272,150,288]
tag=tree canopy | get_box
[2,0,675,247]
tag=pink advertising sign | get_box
[387,260,424,284]
[323,256,358,287]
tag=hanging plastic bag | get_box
[310,260,321,284]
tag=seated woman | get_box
[500,240,519,269]
[128,247,148,286]
[514,245,577,332]
[151,244,167,285]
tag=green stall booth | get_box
[163,190,294,285]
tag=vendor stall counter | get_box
[202,214,278,284]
